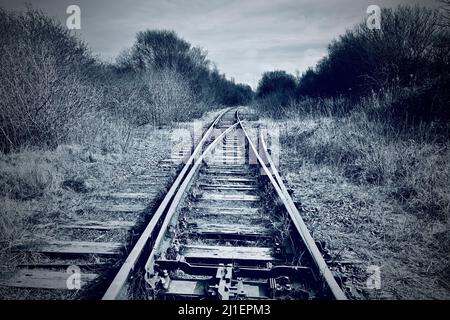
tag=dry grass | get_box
[0,123,172,275]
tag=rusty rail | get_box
[236,111,347,300]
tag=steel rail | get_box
[102,109,229,300]
[236,111,347,300]
[144,120,240,279]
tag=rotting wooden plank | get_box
[191,223,270,237]
[201,193,260,201]
[205,164,248,169]
[222,145,243,148]
[0,269,98,290]
[199,184,258,191]
[201,177,257,184]
[183,245,275,262]
[214,155,245,159]
[205,162,250,167]
[202,169,252,176]
[208,158,245,164]
[204,165,248,170]
[205,156,246,161]
[59,220,135,231]
[22,241,122,256]
[219,148,244,152]
[206,158,245,162]
[207,159,245,164]
[210,154,244,159]
[216,155,245,159]
[218,141,242,145]
[222,145,244,149]
[191,210,258,217]
[200,174,256,181]
[17,262,110,269]
[220,148,242,152]
[191,206,259,213]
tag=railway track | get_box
[0,108,347,300]
[103,109,347,300]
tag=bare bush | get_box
[279,96,450,220]
[292,5,450,122]
[0,9,100,152]
[65,111,134,154]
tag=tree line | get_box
[255,5,450,122]
[0,9,252,153]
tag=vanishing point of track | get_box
[103,108,347,300]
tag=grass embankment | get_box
[258,102,450,299]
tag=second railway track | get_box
[103,108,347,300]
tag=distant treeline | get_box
[255,5,450,122]
[0,9,252,152]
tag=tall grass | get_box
[274,94,450,221]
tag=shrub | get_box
[296,5,450,121]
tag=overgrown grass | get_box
[269,96,450,221]
[255,94,450,298]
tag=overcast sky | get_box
[0,0,438,88]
